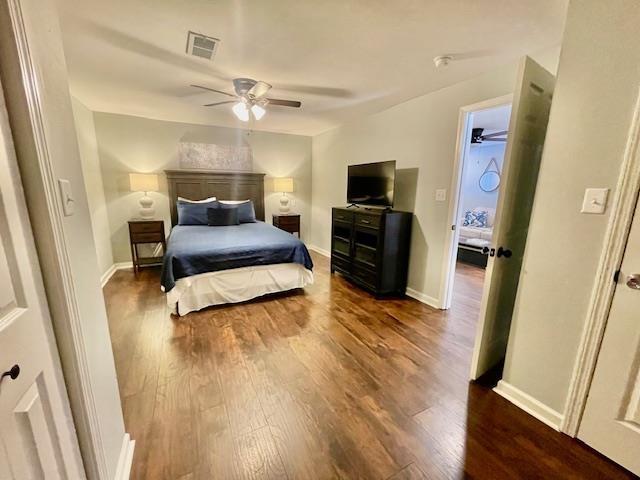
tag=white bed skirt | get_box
[166,263,314,316]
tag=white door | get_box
[470,56,555,379]
[578,194,640,476]
[0,82,84,477]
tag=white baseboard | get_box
[113,433,135,480]
[494,380,563,431]
[405,287,442,309]
[307,244,330,257]
[100,264,117,288]
[100,262,134,288]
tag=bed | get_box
[162,170,314,315]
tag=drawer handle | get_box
[360,219,371,224]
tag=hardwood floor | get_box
[103,255,634,479]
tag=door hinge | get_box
[613,269,621,283]
[451,224,456,231]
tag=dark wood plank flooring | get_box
[103,255,634,479]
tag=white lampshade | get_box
[232,102,250,122]
[129,173,159,192]
[251,104,266,120]
[274,177,294,193]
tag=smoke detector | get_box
[186,31,220,61]
[433,55,453,68]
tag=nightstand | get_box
[128,220,166,274]
[272,213,300,238]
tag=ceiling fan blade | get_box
[248,81,272,99]
[481,130,508,139]
[203,100,236,107]
[266,98,302,108]
[191,84,237,98]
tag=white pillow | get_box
[219,199,249,205]
[178,196,216,203]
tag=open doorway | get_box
[441,96,513,312]
[440,58,556,385]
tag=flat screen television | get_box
[347,160,396,207]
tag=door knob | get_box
[497,247,512,258]
[1,364,20,381]
[627,274,640,290]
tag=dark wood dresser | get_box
[128,220,166,273]
[330,207,412,296]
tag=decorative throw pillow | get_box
[462,209,489,228]
[218,200,256,223]
[207,207,239,226]
[177,199,218,225]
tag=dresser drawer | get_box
[131,232,164,243]
[129,222,163,234]
[352,264,378,290]
[355,213,381,229]
[274,216,299,227]
[331,255,351,274]
[333,210,353,223]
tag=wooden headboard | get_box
[165,170,266,226]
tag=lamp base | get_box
[279,195,290,214]
[139,194,155,219]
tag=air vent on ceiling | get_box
[186,31,220,61]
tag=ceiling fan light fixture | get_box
[251,104,266,120]
[232,101,249,122]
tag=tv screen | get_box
[347,160,396,207]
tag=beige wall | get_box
[71,97,113,276]
[310,49,559,305]
[503,0,640,414]
[92,113,312,263]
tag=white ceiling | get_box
[472,104,512,134]
[55,0,568,136]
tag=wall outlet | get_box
[581,188,608,214]
[435,189,447,202]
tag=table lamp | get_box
[273,177,294,213]
[129,173,159,219]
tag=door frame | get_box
[562,86,640,436]
[439,94,513,310]
[0,0,128,478]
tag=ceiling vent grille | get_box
[186,31,220,61]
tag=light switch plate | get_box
[581,188,608,214]
[58,179,75,216]
[435,189,447,202]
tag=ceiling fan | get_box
[471,127,508,144]
[191,78,302,122]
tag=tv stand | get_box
[330,207,412,296]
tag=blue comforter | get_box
[160,222,313,292]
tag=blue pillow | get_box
[207,207,239,226]
[218,200,256,223]
[177,199,218,225]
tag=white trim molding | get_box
[100,262,133,288]
[495,380,564,431]
[405,288,441,310]
[307,244,330,257]
[100,264,116,288]
[113,434,135,480]
[561,87,640,436]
